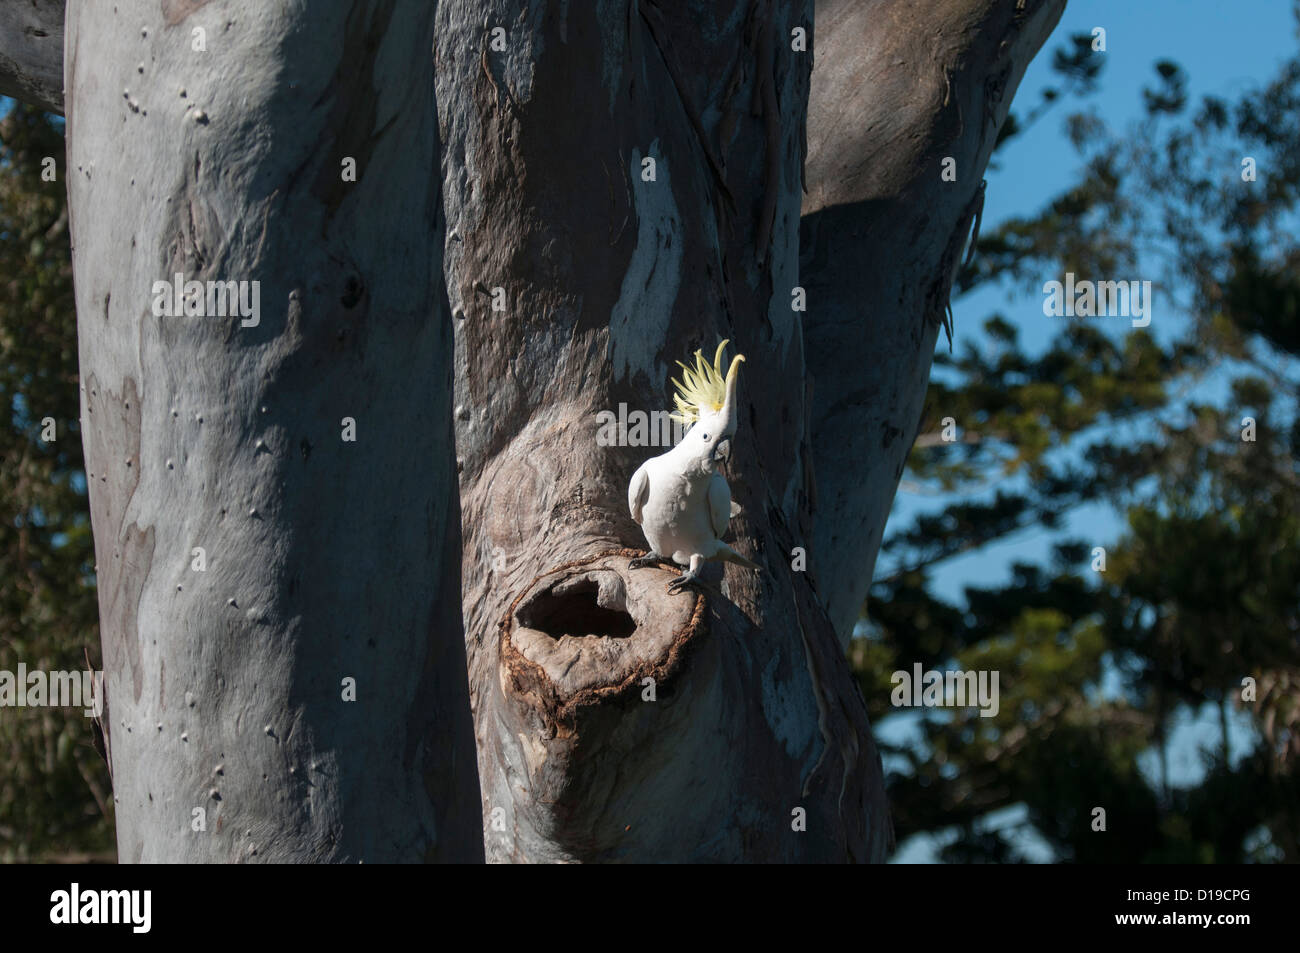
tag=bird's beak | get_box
[713,438,731,464]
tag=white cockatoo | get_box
[627,340,761,594]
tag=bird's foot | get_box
[628,552,665,570]
[666,569,720,598]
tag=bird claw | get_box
[628,553,663,571]
[666,571,703,595]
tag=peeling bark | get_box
[438,0,892,862]
[801,0,1068,646]
[66,0,481,862]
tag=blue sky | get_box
[879,0,1296,862]
[889,0,1299,603]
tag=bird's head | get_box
[670,339,745,468]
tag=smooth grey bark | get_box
[802,0,1068,646]
[437,0,892,862]
[65,0,481,861]
[0,0,63,114]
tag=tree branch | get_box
[801,0,1068,647]
[0,0,64,115]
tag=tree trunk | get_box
[64,0,481,862]
[436,0,892,862]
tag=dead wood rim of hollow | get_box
[499,549,709,723]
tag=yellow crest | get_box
[669,339,745,425]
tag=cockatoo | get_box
[628,340,761,594]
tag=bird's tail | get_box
[715,542,761,571]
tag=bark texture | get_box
[65,0,481,862]
[0,0,63,114]
[437,0,892,861]
[801,0,1068,646]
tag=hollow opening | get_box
[516,577,637,640]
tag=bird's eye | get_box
[702,433,710,441]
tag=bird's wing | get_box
[707,471,732,540]
[629,462,651,525]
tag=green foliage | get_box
[862,17,1300,862]
[0,104,113,861]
